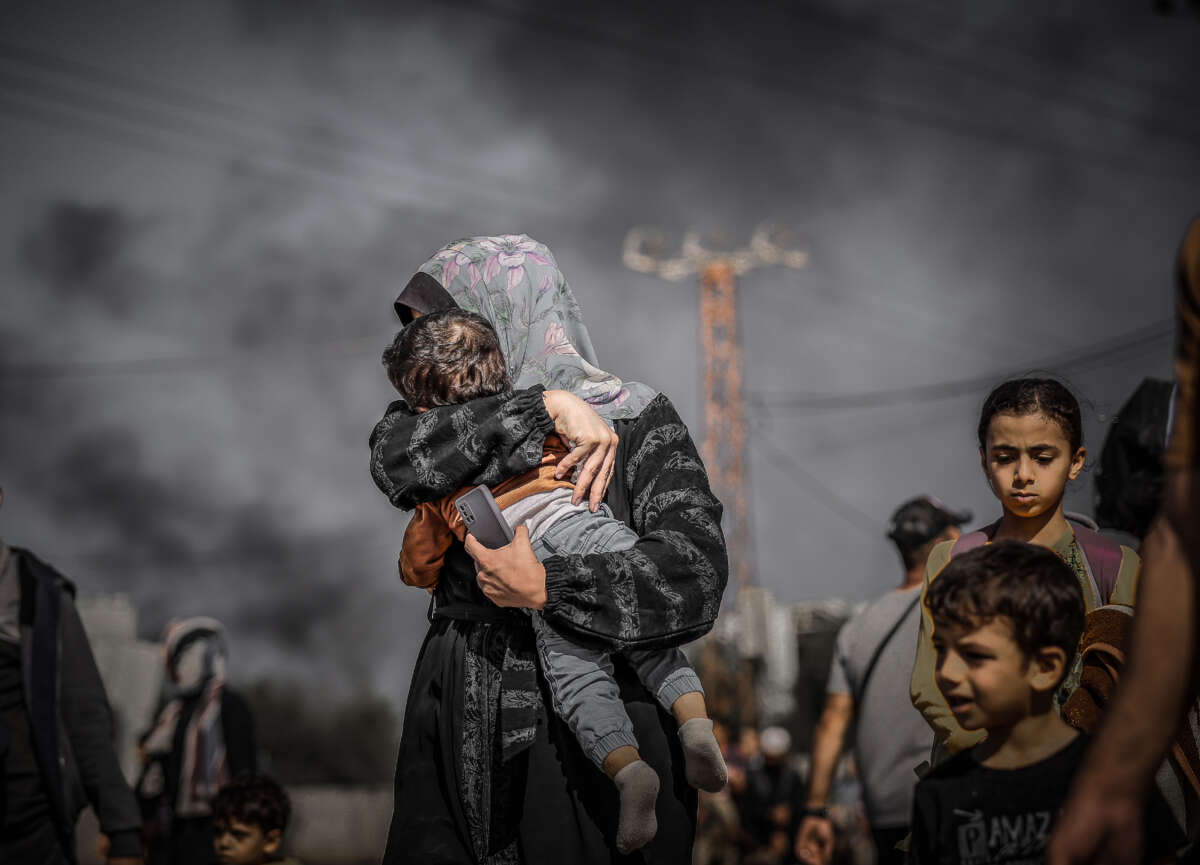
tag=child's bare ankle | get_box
[603,745,642,779]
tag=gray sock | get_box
[679,717,728,792]
[612,760,659,854]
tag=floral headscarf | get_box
[395,234,659,422]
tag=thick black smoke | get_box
[22,203,138,312]
[2,0,1197,719]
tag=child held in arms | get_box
[381,309,727,854]
[211,776,299,865]
[909,541,1182,864]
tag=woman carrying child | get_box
[910,378,1141,757]
[369,235,728,864]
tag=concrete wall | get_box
[287,786,393,863]
[76,594,163,783]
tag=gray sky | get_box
[1,0,1198,703]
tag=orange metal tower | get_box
[623,227,806,591]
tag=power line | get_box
[0,39,559,206]
[0,335,382,384]
[45,530,401,572]
[440,0,1198,187]
[4,15,1195,201]
[748,318,1174,414]
[0,90,237,173]
[0,87,451,216]
[878,0,1200,114]
[0,42,558,214]
[4,11,1196,195]
[778,5,1200,150]
[0,40,306,136]
[746,422,880,538]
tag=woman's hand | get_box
[542,390,618,512]
[465,526,548,610]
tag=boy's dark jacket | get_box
[1,546,143,860]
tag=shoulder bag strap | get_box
[852,591,922,706]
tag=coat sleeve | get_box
[369,388,555,511]
[540,394,728,651]
[58,596,144,858]
[910,541,986,755]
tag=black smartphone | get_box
[454,485,515,549]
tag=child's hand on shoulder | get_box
[543,390,618,512]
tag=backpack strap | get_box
[949,529,990,559]
[952,523,1126,606]
[1071,525,1125,605]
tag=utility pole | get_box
[622,226,807,592]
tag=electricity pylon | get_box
[622,226,807,591]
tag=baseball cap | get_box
[887,496,973,550]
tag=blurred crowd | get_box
[694,723,870,865]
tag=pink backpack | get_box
[950,520,1125,606]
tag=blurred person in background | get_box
[796,496,970,865]
[726,725,761,800]
[137,618,255,865]
[693,721,757,865]
[1093,378,1178,547]
[1049,220,1200,864]
[0,486,144,864]
[742,727,805,864]
[694,770,742,865]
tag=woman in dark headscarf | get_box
[372,235,729,864]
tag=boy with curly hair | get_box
[910,541,1182,864]
[211,775,296,865]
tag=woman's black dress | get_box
[370,387,728,865]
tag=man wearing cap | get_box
[795,496,970,865]
[0,487,143,864]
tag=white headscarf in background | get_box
[137,617,230,817]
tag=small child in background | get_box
[381,309,726,854]
[908,541,1182,865]
[211,775,298,865]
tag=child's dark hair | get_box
[381,308,511,408]
[927,540,1085,662]
[211,775,291,835]
[977,378,1084,453]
